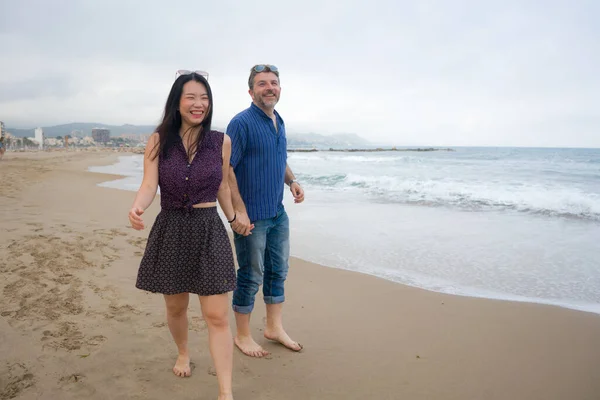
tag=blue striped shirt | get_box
[227,103,287,222]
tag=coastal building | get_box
[82,136,95,145]
[44,138,60,147]
[34,127,44,149]
[92,128,110,144]
[120,133,141,141]
[70,129,84,139]
[0,121,5,138]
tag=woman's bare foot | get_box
[217,394,234,400]
[234,335,269,358]
[264,328,303,352]
[173,354,191,377]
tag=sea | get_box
[89,146,600,315]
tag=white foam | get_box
[291,151,600,220]
[88,155,152,193]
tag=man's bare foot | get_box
[173,354,191,377]
[264,328,303,352]
[217,394,234,400]
[234,335,269,358]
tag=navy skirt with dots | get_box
[136,207,237,296]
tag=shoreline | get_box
[86,152,600,317]
[287,147,455,152]
[290,257,600,317]
[2,151,600,399]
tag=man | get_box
[227,64,305,358]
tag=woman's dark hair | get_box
[151,73,213,161]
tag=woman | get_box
[128,71,241,400]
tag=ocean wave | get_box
[289,153,401,163]
[300,173,600,221]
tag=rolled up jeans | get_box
[232,206,290,314]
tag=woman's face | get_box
[179,80,210,127]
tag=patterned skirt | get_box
[136,207,237,296]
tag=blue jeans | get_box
[232,206,290,314]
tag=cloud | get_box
[0,0,598,147]
[0,75,76,102]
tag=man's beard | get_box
[257,91,279,107]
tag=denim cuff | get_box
[232,303,255,314]
[263,295,285,305]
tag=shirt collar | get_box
[250,102,282,123]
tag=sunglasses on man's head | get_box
[253,64,278,73]
[176,70,209,80]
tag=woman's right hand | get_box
[129,207,145,230]
[231,212,254,236]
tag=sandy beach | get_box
[1,151,600,400]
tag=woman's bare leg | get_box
[164,293,191,377]
[199,293,234,399]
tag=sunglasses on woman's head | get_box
[253,64,278,73]
[176,70,209,80]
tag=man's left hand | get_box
[290,182,305,203]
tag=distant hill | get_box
[287,132,369,148]
[6,123,158,138]
[5,123,370,147]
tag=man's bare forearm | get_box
[228,166,248,214]
[284,163,296,186]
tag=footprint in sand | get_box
[103,303,142,322]
[85,335,107,347]
[127,237,148,250]
[41,321,85,351]
[41,324,108,353]
[57,373,97,396]
[0,363,35,399]
[52,273,75,285]
[87,282,118,300]
[2,231,121,327]
[1,230,122,364]
[93,228,127,238]
[58,373,85,385]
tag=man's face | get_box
[249,72,281,108]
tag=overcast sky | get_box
[1,0,598,147]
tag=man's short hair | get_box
[248,64,280,89]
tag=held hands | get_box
[128,207,145,230]
[230,212,254,236]
[290,182,305,203]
